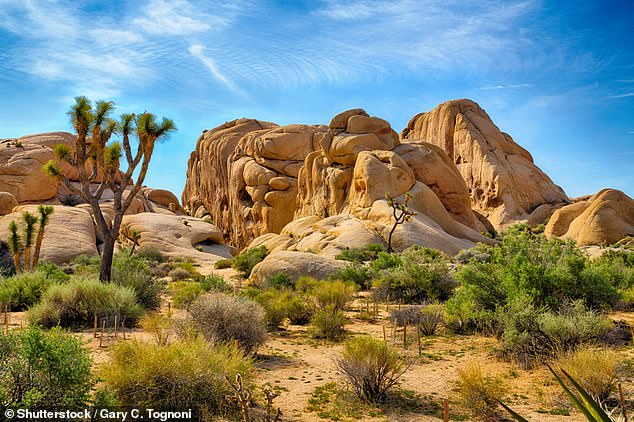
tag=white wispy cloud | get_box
[132,0,213,35]
[188,43,249,99]
[608,92,634,98]
[479,84,533,90]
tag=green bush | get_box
[135,245,165,262]
[498,298,613,367]
[112,254,164,311]
[336,335,408,403]
[312,280,356,312]
[374,246,456,304]
[0,240,14,277]
[0,326,93,410]
[214,258,233,269]
[265,271,293,289]
[331,263,374,290]
[249,288,314,329]
[336,244,386,263]
[0,265,69,310]
[187,292,267,353]
[371,251,402,272]
[200,274,232,292]
[29,276,143,328]
[310,307,347,340]
[169,281,206,310]
[102,338,253,419]
[232,246,268,278]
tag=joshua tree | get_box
[124,229,142,256]
[43,96,176,282]
[385,192,417,253]
[22,211,38,270]
[7,221,22,272]
[31,205,54,270]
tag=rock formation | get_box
[545,189,634,246]
[402,99,569,230]
[1,132,229,267]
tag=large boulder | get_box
[545,189,634,246]
[0,192,18,215]
[249,250,347,284]
[121,212,232,265]
[0,205,98,264]
[402,99,569,229]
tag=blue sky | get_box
[1,0,633,199]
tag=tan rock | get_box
[402,99,569,229]
[121,212,231,264]
[545,189,634,246]
[142,188,185,213]
[250,250,347,283]
[0,192,18,215]
[0,205,98,264]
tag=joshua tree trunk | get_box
[100,235,116,282]
[31,205,53,270]
[12,253,21,273]
[23,248,31,272]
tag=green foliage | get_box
[29,276,143,328]
[336,335,408,403]
[53,143,71,159]
[214,258,233,269]
[265,271,293,289]
[42,159,63,178]
[336,243,386,263]
[331,262,374,290]
[374,246,456,304]
[169,281,205,310]
[452,361,505,420]
[248,288,314,329]
[186,292,267,354]
[0,326,93,410]
[310,307,347,340]
[199,274,231,292]
[0,240,14,277]
[371,251,402,272]
[102,338,252,419]
[232,246,268,278]
[312,280,356,312]
[498,298,613,367]
[168,267,190,281]
[111,253,164,311]
[0,264,69,310]
[134,245,165,263]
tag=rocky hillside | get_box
[0,133,231,266]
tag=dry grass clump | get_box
[554,346,623,402]
[452,361,506,421]
[102,338,253,420]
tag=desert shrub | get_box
[453,247,492,265]
[445,282,497,335]
[111,255,164,311]
[250,288,313,329]
[69,254,101,275]
[139,313,174,345]
[295,275,319,293]
[336,335,408,403]
[390,304,445,336]
[266,271,293,289]
[0,265,69,310]
[312,280,356,312]
[34,261,70,282]
[336,244,386,263]
[169,281,206,310]
[173,260,202,280]
[452,362,505,420]
[310,307,347,340]
[232,246,268,278]
[28,277,143,328]
[200,274,232,292]
[555,346,623,402]
[498,298,613,367]
[371,251,402,272]
[374,246,456,304]
[214,258,233,269]
[102,338,253,419]
[331,263,374,290]
[134,245,165,262]
[456,226,620,311]
[0,326,93,410]
[168,267,190,281]
[187,292,267,353]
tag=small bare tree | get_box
[385,192,417,253]
[44,97,175,281]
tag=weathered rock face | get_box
[182,118,328,248]
[402,99,569,229]
[0,192,18,215]
[0,205,98,264]
[250,250,347,284]
[545,189,634,246]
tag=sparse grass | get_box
[310,308,347,341]
[452,361,506,421]
[214,258,233,269]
